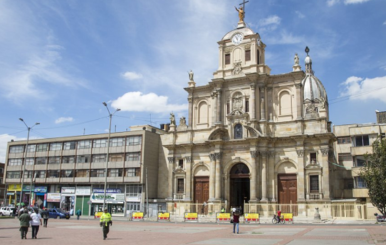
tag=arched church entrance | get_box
[230,163,250,212]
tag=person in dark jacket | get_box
[41,208,49,227]
[19,210,32,239]
[232,210,240,234]
[76,209,82,220]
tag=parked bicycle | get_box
[272,214,285,224]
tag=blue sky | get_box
[0,0,385,162]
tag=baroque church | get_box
[159,5,334,215]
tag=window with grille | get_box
[354,176,366,188]
[337,137,351,144]
[90,169,105,177]
[126,168,140,177]
[178,159,184,168]
[177,179,184,193]
[8,159,22,166]
[36,157,47,165]
[310,153,317,164]
[110,138,125,147]
[310,175,319,193]
[27,145,36,152]
[77,140,91,149]
[126,184,142,197]
[245,99,249,112]
[245,49,251,61]
[63,142,76,150]
[126,152,140,161]
[93,139,107,148]
[110,154,124,162]
[92,154,106,163]
[76,170,89,177]
[354,135,369,146]
[23,171,33,178]
[109,169,123,177]
[6,171,21,178]
[49,157,60,164]
[77,155,90,163]
[25,158,34,165]
[225,53,230,65]
[50,143,62,151]
[35,171,46,178]
[9,145,24,153]
[61,170,73,177]
[234,124,243,139]
[127,136,142,146]
[355,156,366,167]
[62,156,75,164]
[47,170,60,178]
[36,144,48,152]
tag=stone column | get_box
[268,150,276,202]
[296,149,306,201]
[250,84,256,120]
[295,83,303,120]
[249,151,258,202]
[216,89,222,123]
[185,156,192,201]
[219,45,224,70]
[209,153,216,201]
[188,97,193,127]
[215,152,222,200]
[321,147,330,199]
[167,157,174,199]
[211,91,216,127]
[260,151,268,202]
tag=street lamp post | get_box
[19,118,39,208]
[102,102,120,211]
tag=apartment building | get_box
[0,163,6,206]
[332,111,386,217]
[4,125,163,216]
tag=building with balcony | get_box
[332,111,386,217]
[4,125,163,216]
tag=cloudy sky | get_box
[0,0,385,162]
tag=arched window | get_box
[234,124,243,139]
[198,102,208,124]
[279,91,291,115]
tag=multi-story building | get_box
[4,125,163,216]
[0,163,6,206]
[332,111,386,217]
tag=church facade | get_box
[159,14,335,215]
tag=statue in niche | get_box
[232,94,243,111]
[233,61,242,75]
[305,103,317,113]
[188,70,194,81]
[319,97,326,109]
[170,113,176,125]
[179,116,186,126]
[294,53,299,66]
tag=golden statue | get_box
[235,6,245,22]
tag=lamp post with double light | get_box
[102,102,120,211]
[19,118,39,208]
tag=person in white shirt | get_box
[30,208,42,239]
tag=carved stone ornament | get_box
[232,93,243,111]
[259,151,267,157]
[185,156,191,163]
[321,148,329,156]
[233,61,242,75]
[296,150,304,157]
[250,151,257,158]
[214,152,222,161]
[167,157,174,164]
[209,154,216,161]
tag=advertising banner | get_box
[22,185,33,192]
[75,187,91,196]
[34,186,47,193]
[217,213,231,221]
[90,193,124,203]
[47,193,61,202]
[8,184,21,191]
[61,187,75,194]
[93,188,122,193]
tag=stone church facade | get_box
[159,17,335,215]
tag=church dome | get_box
[302,47,327,102]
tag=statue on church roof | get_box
[294,53,299,66]
[170,113,176,125]
[188,70,194,81]
[235,6,245,22]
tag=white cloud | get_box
[327,0,340,6]
[344,0,370,4]
[383,21,386,25]
[259,15,281,26]
[55,117,74,124]
[0,134,19,163]
[340,76,386,102]
[295,11,305,19]
[266,30,303,45]
[111,92,187,113]
[122,72,143,81]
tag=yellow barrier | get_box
[184,212,198,221]
[244,213,260,223]
[94,212,103,218]
[282,213,294,223]
[132,212,144,221]
[158,212,170,221]
[217,213,231,223]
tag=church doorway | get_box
[230,163,250,213]
[194,177,209,214]
[278,174,298,215]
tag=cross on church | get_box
[239,0,249,11]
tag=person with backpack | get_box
[76,209,82,220]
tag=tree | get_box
[359,139,386,216]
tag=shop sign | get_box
[7,184,21,191]
[7,192,15,196]
[34,186,47,193]
[22,185,33,192]
[61,187,75,194]
[93,188,122,194]
[47,193,61,202]
[90,193,124,203]
[75,186,91,196]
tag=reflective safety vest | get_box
[100,212,112,226]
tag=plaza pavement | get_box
[1,217,386,245]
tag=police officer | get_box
[99,208,112,240]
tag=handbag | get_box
[230,218,234,223]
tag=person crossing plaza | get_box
[99,208,113,240]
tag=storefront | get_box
[75,186,91,216]
[90,188,124,216]
[60,187,75,214]
[7,184,21,206]
[33,186,47,208]
[46,193,61,208]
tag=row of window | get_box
[337,135,370,146]
[338,154,367,167]
[8,153,140,166]
[6,168,140,179]
[9,136,142,153]
[224,49,260,65]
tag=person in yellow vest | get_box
[99,208,112,240]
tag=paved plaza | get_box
[0,218,386,245]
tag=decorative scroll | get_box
[296,150,304,157]
[167,157,174,164]
[209,154,216,161]
[321,148,329,156]
[214,152,222,161]
[250,151,257,158]
[184,156,192,163]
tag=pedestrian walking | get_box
[76,209,82,220]
[30,208,42,239]
[232,210,240,234]
[18,205,26,218]
[99,208,112,240]
[41,208,49,227]
[19,210,32,239]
